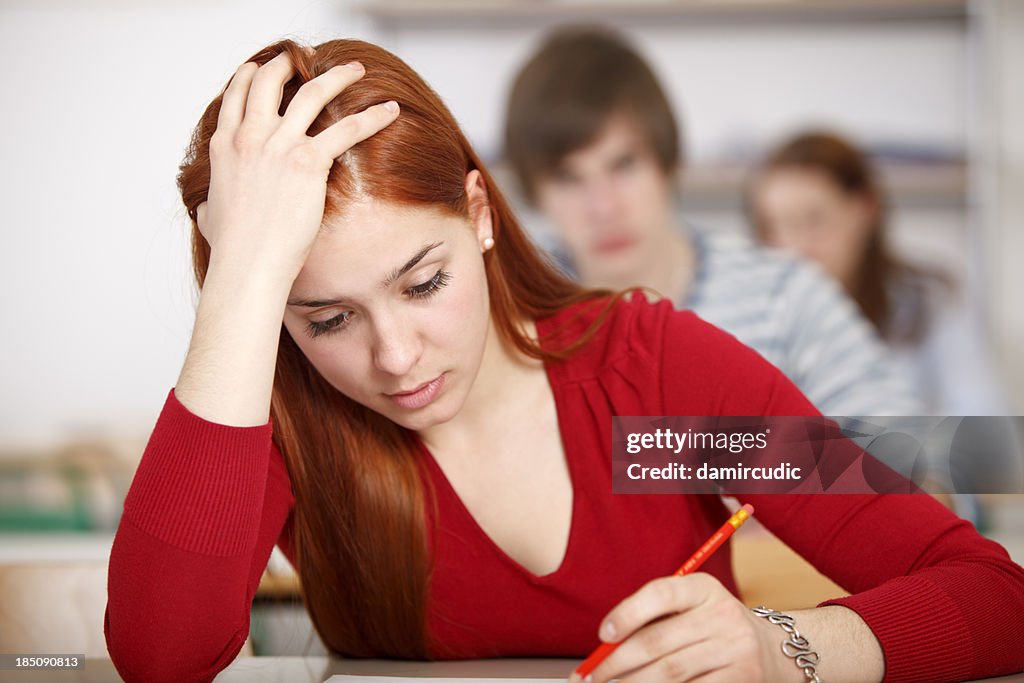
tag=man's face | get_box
[533,115,676,283]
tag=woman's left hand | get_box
[572,572,792,683]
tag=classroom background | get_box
[1,0,1022,662]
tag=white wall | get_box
[974,0,1024,410]
[0,2,998,449]
[0,0,380,448]
[382,14,972,284]
[383,18,966,163]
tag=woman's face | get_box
[281,175,493,432]
[751,166,875,288]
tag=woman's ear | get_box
[465,170,494,250]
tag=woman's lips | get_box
[385,373,446,410]
[593,234,638,254]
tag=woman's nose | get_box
[371,311,423,377]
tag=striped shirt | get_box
[552,224,923,417]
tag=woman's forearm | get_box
[174,251,298,427]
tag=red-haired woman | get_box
[104,40,1024,683]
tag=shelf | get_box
[679,159,967,211]
[355,0,968,25]
[0,532,114,563]
[489,159,967,212]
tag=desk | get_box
[0,533,294,599]
[2,658,1021,682]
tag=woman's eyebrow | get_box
[286,241,445,308]
[382,241,444,288]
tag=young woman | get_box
[746,131,1006,416]
[104,39,1024,683]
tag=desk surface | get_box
[3,658,1022,682]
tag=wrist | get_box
[752,606,824,683]
[207,244,305,289]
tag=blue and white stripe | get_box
[681,225,922,416]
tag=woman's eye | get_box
[406,269,452,299]
[551,168,579,187]
[306,310,352,339]
[303,271,450,340]
[613,153,637,173]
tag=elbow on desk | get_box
[104,604,248,683]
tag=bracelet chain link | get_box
[752,606,823,683]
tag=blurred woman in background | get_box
[746,130,1007,416]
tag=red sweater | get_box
[105,295,1024,682]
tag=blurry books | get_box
[0,438,139,532]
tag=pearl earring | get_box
[482,236,495,252]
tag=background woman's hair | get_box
[177,38,621,659]
[746,130,948,345]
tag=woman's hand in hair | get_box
[173,51,398,427]
[197,51,399,277]
[577,573,796,683]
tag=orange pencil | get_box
[572,504,755,681]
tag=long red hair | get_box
[177,38,620,658]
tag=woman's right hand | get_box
[174,50,397,426]
[196,51,399,275]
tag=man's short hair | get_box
[503,24,682,203]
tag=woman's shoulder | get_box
[536,290,813,415]
[536,291,748,380]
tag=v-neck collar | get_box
[412,351,581,585]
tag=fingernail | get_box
[383,100,399,112]
[345,61,363,71]
[583,677,593,683]
[600,621,617,641]
[567,674,580,683]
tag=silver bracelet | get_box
[752,606,824,683]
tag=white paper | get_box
[326,677,566,682]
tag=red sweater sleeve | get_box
[657,304,1024,682]
[104,388,295,683]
